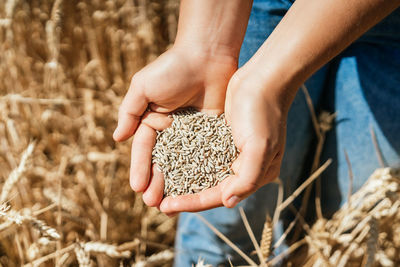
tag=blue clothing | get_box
[174,1,400,266]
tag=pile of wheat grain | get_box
[152,109,238,197]
[0,0,178,266]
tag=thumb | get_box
[113,78,148,141]
[221,139,272,208]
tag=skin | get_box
[114,0,400,215]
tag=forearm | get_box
[246,0,400,105]
[174,0,253,60]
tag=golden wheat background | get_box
[1,1,400,267]
[0,0,178,266]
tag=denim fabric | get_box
[174,1,400,266]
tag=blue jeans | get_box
[174,1,400,266]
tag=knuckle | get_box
[129,178,136,191]
[142,193,157,207]
[242,181,258,194]
[130,73,139,84]
[130,73,145,91]
[129,175,144,192]
[257,137,279,155]
[118,105,126,116]
[228,72,243,90]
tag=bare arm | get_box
[160,0,400,213]
[113,0,252,142]
[174,0,253,59]
[245,0,400,106]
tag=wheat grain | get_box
[152,109,238,196]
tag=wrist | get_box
[235,62,301,114]
[168,44,238,83]
[174,0,252,63]
[172,40,239,67]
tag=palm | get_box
[158,74,287,213]
[113,47,237,209]
[143,50,234,114]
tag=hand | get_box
[159,69,291,213]
[113,46,237,208]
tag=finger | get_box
[141,112,173,131]
[166,212,179,217]
[263,156,282,182]
[148,103,173,113]
[221,139,273,208]
[130,123,156,192]
[159,181,226,213]
[113,79,148,142]
[142,165,165,207]
[231,156,241,174]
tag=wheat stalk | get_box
[260,214,273,261]
[134,249,174,267]
[196,213,258,266]
[1,141,35,202]
[74,243,93,267]
[364,217,378,267]
[0,0,180,265]
[82,241,131,258]
[239,207,266,266]
[278,159,332,211]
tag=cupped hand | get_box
[159,70,291,213]
[113,45,237,208]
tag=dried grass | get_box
[0,0,178,266]
[1,1,399,267]
[288,168,400,267]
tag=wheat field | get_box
[0,0,178,266]
[1,1,400,267]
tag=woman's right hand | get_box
[113,45,238,207]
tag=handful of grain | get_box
[152,109,239,197]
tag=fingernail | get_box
[226,195,240,208]
[113,127,119,139]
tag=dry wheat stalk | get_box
[133,249,174,267]
[1,142,35,202]
[42,188,79,214]
[81,241,131,258]
[0,94,71,105]
[290,168,400,266]
[196,213,258,266]
[239,207,266,266]
[0,204,60,240]
[74,243,92,267]
[193,258,213,267]
[363,217,378,267]
[260,215,273,260]
[23,244,76,267]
